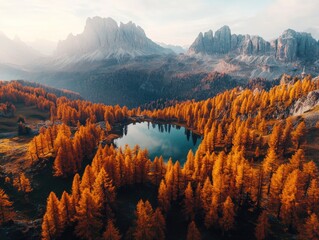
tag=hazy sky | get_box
[1,0,319,50]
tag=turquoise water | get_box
[114,122,201,164]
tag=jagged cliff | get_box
[188,26,319,62]
[55,17,172,62]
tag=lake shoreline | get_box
[110,118,202,163]
[106,116,203,145]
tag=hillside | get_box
[1,77,319,239]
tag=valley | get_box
[1,4,319,239]
[1,77,319,239]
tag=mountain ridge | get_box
[188,25,319,62]
[54,16,173,62]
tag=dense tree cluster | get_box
[10,76,319,239]
[0,102,16,116]
[0,81,56,111]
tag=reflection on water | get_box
[114,122,202,164]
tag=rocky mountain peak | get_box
[189,26,319,62]
[55,16,172,61]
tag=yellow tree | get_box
[75,188,102,240]
[200,177,212,213]
[102,220,121,240]
[13,173,33,193]
[183,182,195,221]
[0,188,13,224]
[42,192,62,239]
[269,164,288,218]
[292,121,306,149]
[220,196,235,235]
[300,213,319,240]
[158,180,170,213]
[262,147,278,197]
[306,179,319,215]
[186,221,201,240]
[134,200,155,240]
[92,168,116,218]
[255,211,270,240]
[268,124,281,154]
[42,213,53,240]
[59,191,76,227]
[280,169,305,230]
[152,208,166,240]
[80,165,96,191]
[71,173,81,206]
[204,195,219,229]
[289,149,305,170]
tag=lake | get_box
[114,122,202,164]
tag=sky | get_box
[1,0,319,54]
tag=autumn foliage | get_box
[4,77,319,239]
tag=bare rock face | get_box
[189,26,232,54]
[55,16,172,61]
[189,26,271,56]
[214,26,232,53]
[188,26,319,63]
[290,90,319,116]
[275,29,318,62]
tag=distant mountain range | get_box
[189,25,319,62]
[0,32,42,65]
[1,16,319,107]
[54,17,173,62]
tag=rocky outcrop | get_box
[55,16,172,61]
[274,29,318,62]
[189,26,232,54]
[188,26,319,62]
[189,26,271,56]
[290,90,319,116]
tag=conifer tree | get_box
[300,213,319,240]
[42,192,62,239]
[306,179,319,215]
[80,165,96,191]
[186,221,201,240]
[42,213,53,240]
[102,220,121,240]
[269,164,287,218]
[204,195,219,229]
[262,148,278,196]
[134,200,155,240]
[292,121,306,149]
[183,182,195,221]
[0,188,13,224]
[75,188,102,240]
[158,180,170,213]
[255,211,270,240]
[200,177,212,213]
[280,169,304,230]
[13,173,33,193]
[152,208,166,240]
[71,173,81,206]
[220,196,235,234]
[92,168,116,218]
[59,191,75,227]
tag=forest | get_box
[0,77,319,240]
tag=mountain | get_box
[55,17,173,62]
[0,32,42,65]
[188,26,319,62]
[157,42,186,54]
[26,39,57,56]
